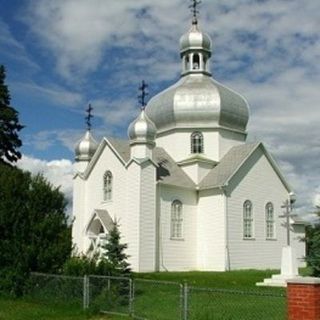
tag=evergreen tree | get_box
[0,164,72,296]
[306,206,320,277]
[0,65,23,164]
[100,221,131,276]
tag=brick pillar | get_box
[287,277,320,320]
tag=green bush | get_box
[63,255,112,276]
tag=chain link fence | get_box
[88,275,132,317]
[27,272,84,308]
[186,286,286,320]
[27,273,286,320]
[132,279,182,320]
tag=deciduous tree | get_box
[0,164,72,296]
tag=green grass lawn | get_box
[1,269,310,320]
[0,295,113,320]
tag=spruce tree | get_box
[0,65,23,164]
[101,221,131,276]
[306,207,320,277]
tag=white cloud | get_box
[14,81,83,108]
[17,0,320,214]
[17,155,74,215]
[0,19,40,71]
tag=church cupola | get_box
[75,130,98,162]
[74,104,98,172]
[128,109,157,146]
[128,81,157,159]
[179,1,212,76]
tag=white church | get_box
[72,11,306,272]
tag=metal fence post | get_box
[183,283,188,320]
[129,278,133,316]
[83,275,89,310]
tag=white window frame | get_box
[265,202,276,239]
[243,200,254,239]
[191,131,204,154]
[171,200,183,239]
[103,171,113,201]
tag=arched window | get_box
[191,131,204,154]
[265,202,275,239]
[171,200,183,239]
[243,200,253,239]
[103,171,112,201]
[193,53,200,70]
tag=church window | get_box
[193,53,200,69]
[266,202,275,239]
[243,200,253,239]
[171,200,183,239]
[103,171,113,201]
[191,131,204,154]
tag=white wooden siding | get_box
[226,147,305,269]
[139,162,157,271]
[197,189,226,271]
[158,185,198,271]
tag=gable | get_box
[80,138,129,180]
[85,209,114,235]
[199,142,292,193]
[226,145,291,195]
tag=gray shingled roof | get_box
[199,143,259,190]
[153,147,196,189]
[86,209,114,233]
[107,138,196,189]
[107,137,130,162]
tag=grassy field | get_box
[0,295,111,320]
[1,269,310,320]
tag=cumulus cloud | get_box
[13,0,320,214]
[17,155,74,215]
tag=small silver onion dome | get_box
[75,130,98,161]
[180,23,211,56]
[128,109,157,145]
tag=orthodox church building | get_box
[72,12,305,272]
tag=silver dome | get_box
[145,73,249,133]
[180,24,211,56]
[128,109,157,145]
[75,130,98,161]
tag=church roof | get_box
[199,142,292,192]
[153,147,196,189]
[199,143,258,189]
[107,138,196,189]
[85,209,114,234]
[107,137,131,162]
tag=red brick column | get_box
[287,277,320,320]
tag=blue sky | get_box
[1,0,319,218]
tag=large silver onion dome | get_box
[180,23,211,55]
[145,74,250,133]
[75,130,98,161]
[128,109,157,145]
[145,16,249,134]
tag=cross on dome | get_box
[189,0,201,25]
[138,80,148,110]
[85,104,93,131]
